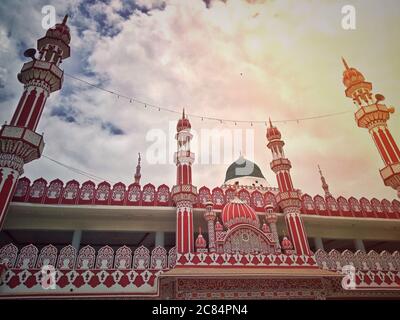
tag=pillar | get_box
[155,231,165,247]
[72,230,82,251]
[354,239,366,252]
[314,237,324,251]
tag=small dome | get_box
[215,219,224,231]
[221,197,259,229]
[262,223,270,233]
[195,232,207,249]
[343,67,365,88]
[266,123,281,141]
[281,236,293,250]
[224,156,266,184]
[177,109,191,132]
[46,15,71,45]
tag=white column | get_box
[72,230,82,250]
[314,237,324,251]
[354,239,366,252]
[155,231,165,247]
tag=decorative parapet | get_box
[314,249,400,290]
[10,177,400,220]
[175,252,317,268]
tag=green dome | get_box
[224,157,265,183]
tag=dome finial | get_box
[62,14,69,25]
[182,108,185,119]
[269,117,273,128]
[342,57,350,70]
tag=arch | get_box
[251,190,264,212]
[78,180,95,205]
[238,189,251,205]
[337,196,352,217]
[36,244,58,268]
[156,184,170,206]
[371,198,386,218]
[360,197,375,218]
[95,245,114,269]
[44,179,63,204]
[225,188,236,203]
[349,197,363,217]
[198,186,211,208]
[0,243,18,268]
[61,180,80,204]
[133,245,150,269]
[27,178,47,203]
[222,224,276,255]
[57,245,77,269]
[110,182,126,205]
[12,177,31,202]
[381,199,396,219]
[16,244,38,269]
[301,194,315,215]
[95,181,111,205]
[114,245,132,269]
[211,187,225,209]
[392,199,400,219]
[142,183,156,206]
[264,192,278,211]
[76,245,96,269]
[314,195,328,216]
[326,196,340,216]
[126,183,141,205]
[150,246,167,270]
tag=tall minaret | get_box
[0,15,71,229]
[318,165,331,197]
[134,152,141,184]
[266,119,311,255]
[342,58,400,198]
[171,109,197,253]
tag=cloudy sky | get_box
[0,0,399,200]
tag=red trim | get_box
[16,89,37,127]
[385,128,400,160]
[378,128,398,163]
[373,131,390,164]
[10,90,27,125]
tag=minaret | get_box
[318,165,331,197]
[266,119,311,255]
[171,109,197,253]
[0,15,71,229]
[204,200,216,253]
[342,58,400,198]
[134,152,141,184]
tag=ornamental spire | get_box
[341,56,349,70]
[134,152,141,184]
[318,165,331,198]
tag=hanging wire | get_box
[64,72,351,125]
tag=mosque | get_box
[0,15,399,299]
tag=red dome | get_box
[195,233,207,249]
[221,197,259,229]
[215,219,224,231]
[177,109,191,132]
[266,120,281,141]
[343,67,365,88]
[281,236,293,250]
[46,15,71,45]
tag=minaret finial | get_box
[269,117,273,127]
[318,164,331,197]
[62,14,68,25]
[182,108,185,119]
[134,152,142,184]
[342,57,350,70]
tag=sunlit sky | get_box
[0,0,399,200]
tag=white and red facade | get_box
[0,18,400,300]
